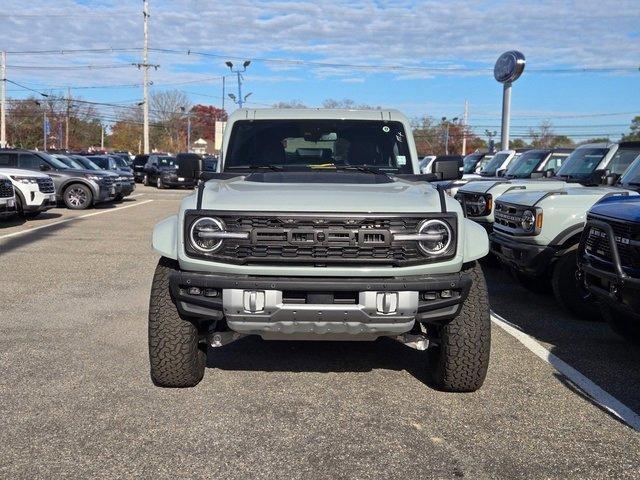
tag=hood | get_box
[200,175,448,213]
[55,168,110,177]
[0,167,51,178]
[498,186,634,208]
[459,180,508,194]
[590,195,640,223]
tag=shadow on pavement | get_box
[207,336,432,386]
[484,263,640,414]
[0,221,71,255]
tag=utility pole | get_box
[222,76,225,111]
[142,0,150,154]
[225,61,252,108]
[1,51,6,149]
[461,100,469,155]
[43,110,47,151]
[65,86,71,150]
[101,124,104,150]
[441,116,458,156]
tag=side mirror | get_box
[590,169,608,185]
[431,157,463,181]
[544,168,555,178]
[496,169,506,177]
[39,164,51,171]
[605,173,619,186]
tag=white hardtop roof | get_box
[228,108,410,124]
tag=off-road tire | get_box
[63,183,93,210]
[426,261,491,392]
[148,257,206,387]
[551,251,601,321]
[600,303,640,345]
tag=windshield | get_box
[556,147,608,179]
[463,153,484,174]
[71,155,102,171]
[605,146,640,175]
[158,156,177,167]
[480,153,510,176]
[88,156,112,169]
[37,152,72,170]
[225,120,413,173]
[619,156,640,186]
[53,154,84,170]
[505,151,548,178]
[112,157,129,168]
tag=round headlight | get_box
[190,217,225,252]
[521,210,536,233]
[418,219,453,255]
[475,196,487,215]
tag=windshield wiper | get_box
[313,164,385,175]
[227,165,282,171]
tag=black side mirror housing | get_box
[544,168,555,178]
[431,155,463,181]
[605,173,619,186]
[590,168,608,185]
[39,164,51,171]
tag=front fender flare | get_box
[152,214,179,260]
[462,218,489,262]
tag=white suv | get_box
[0,173,17,219]
[0,168,57,218]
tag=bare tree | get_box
[272,100,307,108]
[150,90,191,152]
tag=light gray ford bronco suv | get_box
[149,108,491,391]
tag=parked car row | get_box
[453,140,640,342]
[0,149,137,221]
[131,152,218,189]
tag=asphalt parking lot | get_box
[1,185,639,479]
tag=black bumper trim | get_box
[490,232,556,276]
[169,270,472,324]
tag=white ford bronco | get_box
[149,108,491,391]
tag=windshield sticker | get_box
[397,155,407,166]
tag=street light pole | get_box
[1,51,6,149]
[225,61,252,108]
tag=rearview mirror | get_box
[431,156,463,181]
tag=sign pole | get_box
[501,82,512,151]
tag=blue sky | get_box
[1,0,639,141]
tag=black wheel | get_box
[143,174,150,186]
[156,177,164,189]
[600,303,640,345]
[512,269,552,294]
[551,251,601,321]
[426,262,491,392]
[63,183,93,210]
[148,257,206,387]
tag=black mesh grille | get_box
[186,212,457,266]
[36,177,55,194]
[584,216,640,269]
[0,179,14,198]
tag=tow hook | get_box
[209,331,245,347]
[392,333,429,351]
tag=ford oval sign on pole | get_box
[494,51,525,150]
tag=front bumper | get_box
[116,182,135,197]
[95,183,117,203]
[490,232,556,276]
[0,197,16,217]
[168,270,472,338]
[22,191,57,212]
[161,176,196,188]
[577,219,640,318]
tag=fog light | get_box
[440,290,452,298]
[204,288,219,298]
[188,287,202,295]
[421,292,438,301]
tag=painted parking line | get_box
[129,193,146,198]
[491,312,640,432]
[0,200,155,241]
